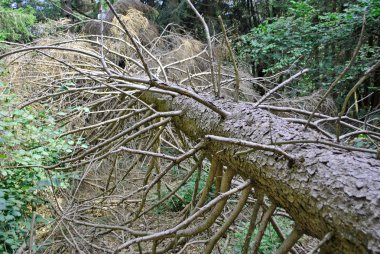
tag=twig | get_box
[185,0,216,95]
[136,154,205,219]
[251,203,277,254]
[193,156,221,211]
[29,213,36,254]
[112,180,251,253]
[0,45,101,60]
[339,130,380,141]
[307,232,333,254]
[136,39,169,82]
[147,81,231,118]
[177,240,208,254]
[218,15,240,102]
[270,217,300,254]
[273,139,377,154]
[242,193,264,254]
[205,135,296,163]
[254,69,309,107]
[336,59,380,141]
[346,92,374,116]
[60,107,149,137]
[204,183,252,253]
[111,147,177,161]
[274,226,303,254]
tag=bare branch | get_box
[185,0,216,94]
[205,135,296,163]
[254,69,309,108]
[307,232,334,254]
[274,227,303,254]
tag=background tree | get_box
[237,0,380,110]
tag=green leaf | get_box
[4,238,14,244]
[0,90,75,248]
[12,210,21,217]
[368,86,380,92]
[5,215,14,221]
[0,198,5,210]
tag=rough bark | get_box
[139,82,380,253]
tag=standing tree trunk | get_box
[61,0,73,19]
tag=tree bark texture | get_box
[139,82,380,253]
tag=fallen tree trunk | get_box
[137,81,380,253]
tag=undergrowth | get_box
[0,82,77,253]
[152,163,214,214]
[0,6,36,42]
[229,216,294,254]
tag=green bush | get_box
[236,0,380,102]
[0,7,36,42]
[0,84,75,253]
[1,0,62,21]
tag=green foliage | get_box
[237,0,380,101]
[1,0,61,21]
[229,216,294,254]
[0,6,36,42]
[289,0,316,17]
[0,0,63,42]
[0,84,75,253]
[350,133,378,149]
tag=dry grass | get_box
[3,36,99,96]
[153,34,207,81]
[109,9,159,45]
[99,9,160,66]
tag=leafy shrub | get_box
[236,0,380,101]
[0,7,36,42]
[1,0,61,21]
[0,84,75,253]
